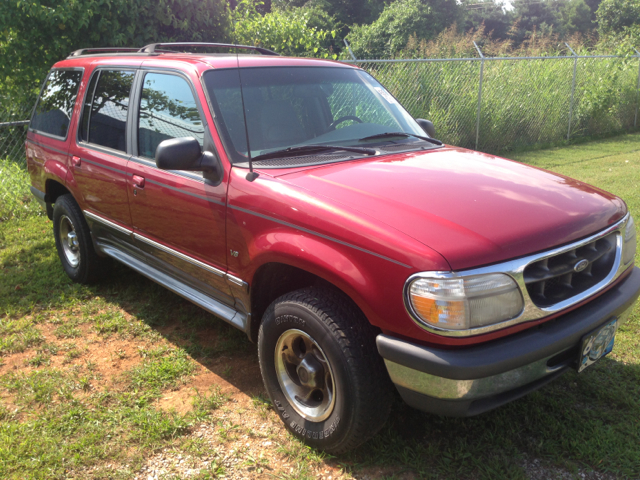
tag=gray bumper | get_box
[378,266,640,417]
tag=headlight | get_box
[407,273,524,331]
[623,215,636,265]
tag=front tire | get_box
[52,194,106,284]
[258,287,392,453]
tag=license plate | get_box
[577,318,617,373]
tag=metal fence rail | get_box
[345,47,640,153]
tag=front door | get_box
[126,69,232,304]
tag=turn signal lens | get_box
[408,274,524,331]
[623,215,636,265]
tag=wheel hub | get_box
[59,215,80,268]
[274,328,336,422]
[296,354,323,388]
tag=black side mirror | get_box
[155,137,221,178]
[416,119,436,138]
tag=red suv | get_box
[27,43,639,453]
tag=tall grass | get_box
[356,26,640,153]
[0,158,40,221]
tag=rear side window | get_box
[138,73,204,159]
[30,69,83,139]
[79,69,135,152]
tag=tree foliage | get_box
[596,0,640,52]
[233,1,337,58]
[346,0,462,58]
[0,0,231,105]
[273,0,386,26]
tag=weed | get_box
[54,322,82,339]
[25,352,50,367]
[192,386,229,420]
[128,349,196,394]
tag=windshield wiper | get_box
[250,144,377,162]
[358,132,443,146]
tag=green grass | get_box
[0,134,639,478]
[0,157,41,221]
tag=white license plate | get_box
[577,318,617,373]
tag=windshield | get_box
[203,66,431,165]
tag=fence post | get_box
[343,38,356,61]
[566,43,578,140]
[634,48,640,128]
[473,41,484,151]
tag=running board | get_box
[99,244,246,331]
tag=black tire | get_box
[52,194,106,284]
[257,287,392,453]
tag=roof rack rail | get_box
[68,47,140,58]
[138,42,279,56]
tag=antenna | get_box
[235,48,258,182]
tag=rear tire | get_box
[258,287,392,453]
[52,194,106,284]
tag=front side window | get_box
[80,70,135,152]
[137,73,204,159]
[30,69,83,138]
[203,67,428,164]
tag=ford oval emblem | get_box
[574,259,589,273]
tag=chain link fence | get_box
[2,51,639,164]
[347,50,640,153]
[0,103,33,167]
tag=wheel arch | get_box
[44,179,71,219]
[247,261,375,343]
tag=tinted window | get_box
[86,70,135,152]
[138,73,204,159]
[31,69,83,138]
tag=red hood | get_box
[274,147,627,270]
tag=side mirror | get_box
[416,118,436,138]
[155,137,221,176]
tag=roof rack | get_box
[68,47,140,57]
[138,42,279,56]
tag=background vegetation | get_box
[3,0,640,109]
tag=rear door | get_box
[126,68,232,304]
[70,67,136,247]
[27,68,84,194]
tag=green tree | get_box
[561,0,594,35]
[596,0,640,51]
[233,1,336,57]
[597,0,640,36]
[346,0,462,58]
[509,0,563,44]
[0,0,231,106]
[461,0,514,40]
[273,0,385,26]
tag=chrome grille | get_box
[524,232,618,308]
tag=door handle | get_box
[132,175,145,188]
[71,156,81,167]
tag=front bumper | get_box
[378,266,640,417]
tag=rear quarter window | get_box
[30,69,83,139]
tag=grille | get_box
[523,232,618,308]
